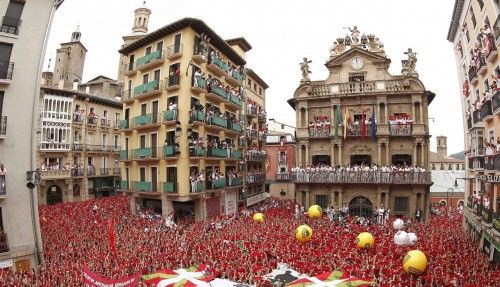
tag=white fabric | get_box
[394,231,409,246]
[392,219,405,230]
[157,269,210,287]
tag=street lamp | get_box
[447,179,459,208]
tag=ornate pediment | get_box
[325,47,390,69]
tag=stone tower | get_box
[436,136,447,158]
[52,25,87,88]
[117,1,151,83]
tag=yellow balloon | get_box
[253,213,265,223]
[307,205,323,219]
[295,225,313,243]
[356,232,375,250]
[403,250,428,275]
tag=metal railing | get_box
[101,118,111,127]
[87,116,98,125]
[40,169,71,179]
[247,151,267,161]
[190,110,205,123]
[206,114,228,129]
[39,143,70,150]
[278,155,287,163]
[73,114,84,124]
[72,168,84,176]
[309,79,407,96]
[167,43,183,57]
[0,232,8,253]
[339,81,376,93]
[133,113,160,127]
[163,181,177,193]
[389,123,412,136]
[0,116,6,136]
[492,91,500,113]
[100,168,110,175]
[247,174,266,184]
[208,178,227,189]
[479,99,493,119]
[189,146,205,157]
[290,171,432,184]
[309,127,331,138]
[0,16,21,35]
[228,177,243,186]
[0,61,14,80]
[481,155,499,171]
[276,173,290,181]
[136,50,164,68]
[166,75,180,87]
[163,109,178,122]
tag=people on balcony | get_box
[246,148,266,160]
[479,24,496,57]
[308,115,331,137]
[247,168,265,183]
[388,114,412,135]
[291,163,427,183]
[206,169,225,189]
[227,170,242,186]
[189,171,205,193]
[246,100,262,116]
[193,68,206,88]
[168,101,178,119]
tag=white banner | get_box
[246,192,265,207]
[211,278,253,287]
[0,259,12,269]
[225,190,237,215]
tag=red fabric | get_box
[361,110,366,140]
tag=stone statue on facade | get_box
[344,26,360,46]
[366,34,385,54]
[329,38,346,58]
[300,57,312,82]
[401,48,418,77]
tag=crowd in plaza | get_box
[0,196,498,286]
[290,163,429,184]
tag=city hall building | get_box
[288,28,434,220]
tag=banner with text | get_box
[225,190,237,215]
[82,265,140,287]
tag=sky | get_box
[44,0,464,154]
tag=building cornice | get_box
[447,0,465,42]
[41,86,122,108]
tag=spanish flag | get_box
[343,108,350,139]
[142,269,177,285]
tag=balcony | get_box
[231,149,242,159]
[206,85,228,103]
[481,207,492,223]
[190,110,205,125]
[477,53,487,75]
[72,143,84,151]
[468,66,478,84]
[162,145,178,158]
[40,169,71,180]
[73,114,84,124]
[246,107,258,117]
[123,80,161,102]
[290,171,432,185]
[206,114,228,130]
[39,142,70,151]
[133,113,160,129]
[339,81,375,93]
[0,61,14,83]
[166,43,183,60]
[191,77,207,94]
[100,168,110,175]
[0,116,6,138]
[0,175,5,197]
[163,181,177,193]
[247,151,267,161]
[469,156,485,170]
[0,16,21,35]
[131,181,154,192]
[123,62,136,76]
[228,177,242,187]
[87,166,96,176]
[492,91,500,114]
[120,180,129,190]
[226,95,243,110]
[227,121,243,133]
[258,132,266,142]
[484,35,497,61]
[87,116,98,126]
[246,129,257,139]
[207,147,228,158]
[472,110,482,125]
[112,167,120,175]
[72,168,83,177]
[100,118,112,128]
[278,155,287,163]
[120,150,129,160]
[165,75,180,91]
[484,155,500,171]
[0,232,8,253]
[480,99,493,120]
[309,127,331,138]
[207,56,229,76]
[194,181,205,193]
[163,109,178,123]
[133,147,160,160]
[189,146,205,157]
[276,173,290,181]
[209,178,227,190]
[136,50,164,71]
[389,123,412,136]
[247,174,266,184]
[118,119,129,129]
[258,112,266,123]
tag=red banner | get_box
[82,265,140,287]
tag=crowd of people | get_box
[0,196,498,286]
[308,115,331,137]
[246,168,265,184]
[206,76,244,103]
[246,147,266,161]
[290,163,429,184]
[387,114,412,135]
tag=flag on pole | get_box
[370,105,377,141]
[334,105,343,139]
[343,108,350,139]
[361,107,366,140]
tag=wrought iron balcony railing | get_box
[0,16,21,35]
[290,171,431,184]
[0,61,14,80]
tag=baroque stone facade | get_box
[288,28,434,220]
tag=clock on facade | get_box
[350,57,364,70]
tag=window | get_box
[168,63,180,86]
[142,74,148,84]
[280,167,286,173]
[315,195,328,209]
[431,163,435,170]
[145,46,152,55]
[349,75,364,82]
[448,164,452,170]
[0,0,24,35]
[465,30,470,42]
[103,110,108,119]
[470,7,476,28]
[394,197,409,213]
[462,164,466,170]
[114,135,119,148]
[102,134,107,146]
[440,163,444,170]
[173,33,181,54]
[156,41,163,52]
[247,79,251,87]
[0,43,13,79]
[253,83,257,91]
[128,54,135,71]
[456,164,460,170]
[258,87,262,96]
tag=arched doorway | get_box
[349,196,373,217]
[46,185,62,205]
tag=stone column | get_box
[385,142,390,165]
[305,145,309,166]
[377,143,382,165]
[413,144,417,166]
[338,190,343,206]
[419,103,423,124]
[66,179,74,202]
[411,102,416,121]
[384,191,389,209]
[338,143,343,165]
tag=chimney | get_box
[72,80,78,91]
[58,79,64,90]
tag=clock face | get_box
[351,57,364,70]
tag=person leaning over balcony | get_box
[193,68,202,87]
[190,172,198,193]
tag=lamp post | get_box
[447,179,459,208]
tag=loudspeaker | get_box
[26,181,35,189]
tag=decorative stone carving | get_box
[401,48,419,78]
[300,57,312,82]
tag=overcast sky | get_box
[44,0,464,154]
